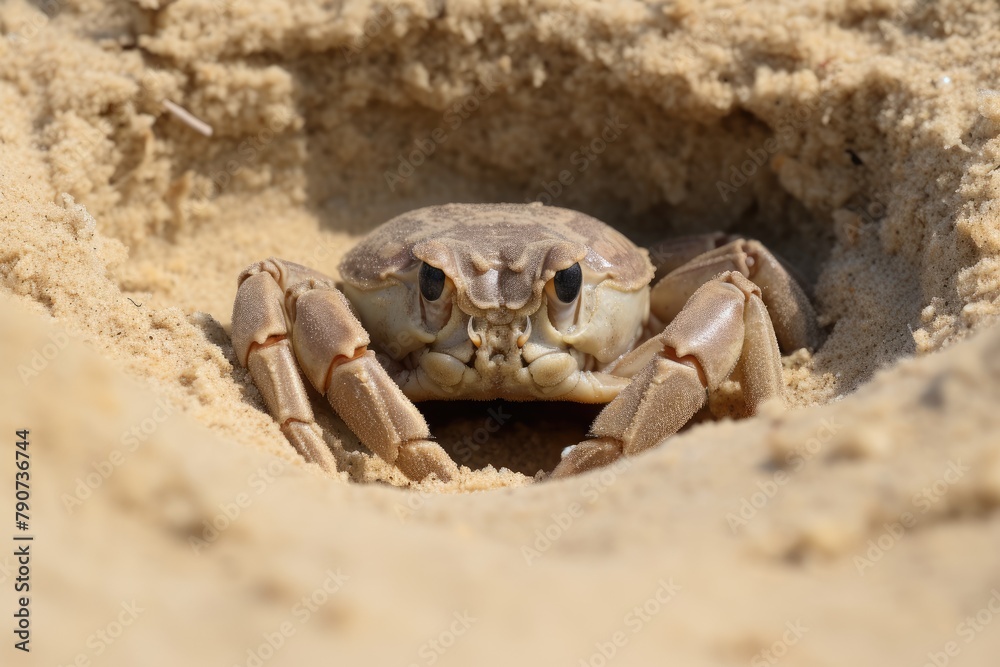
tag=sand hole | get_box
[104,34,958,489]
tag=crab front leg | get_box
[649,236,818,352]
[232,259,458,482]
[551,271,784,478]
[646,231,732,278]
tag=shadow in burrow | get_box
[270,54,982,477]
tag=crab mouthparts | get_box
[467,316,532,360]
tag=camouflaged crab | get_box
[232,203,817,481]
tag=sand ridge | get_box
[2,0,1000,664]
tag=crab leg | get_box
[233,259,457,481]
[649,238,818,352]
[551,271,784,478]
[646,232,732,277]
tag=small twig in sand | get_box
[163,99,214,137]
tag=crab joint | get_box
[321,346,368,393]
[248,334,288,354]
[324,351,435,469]
[661,346,708,388]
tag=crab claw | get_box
[549,438,623,478]
[395,440,460,482]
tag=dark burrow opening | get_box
[421,400,601,477]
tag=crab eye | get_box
[553,263,582,303]
[419,263,446,301]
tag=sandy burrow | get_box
[3,275,1000,665]
[1,0,1000,663]
[1,0,999,484]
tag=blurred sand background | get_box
[1,0,1000,664]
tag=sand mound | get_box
[2,0,1000,664]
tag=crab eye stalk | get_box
[419,263,446,301]
[553,263,583,303]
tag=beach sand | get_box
[1,0,999,664]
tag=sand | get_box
[1,0,999,664]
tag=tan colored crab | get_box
[231,203,817,481]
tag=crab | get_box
[231,203,817,481]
